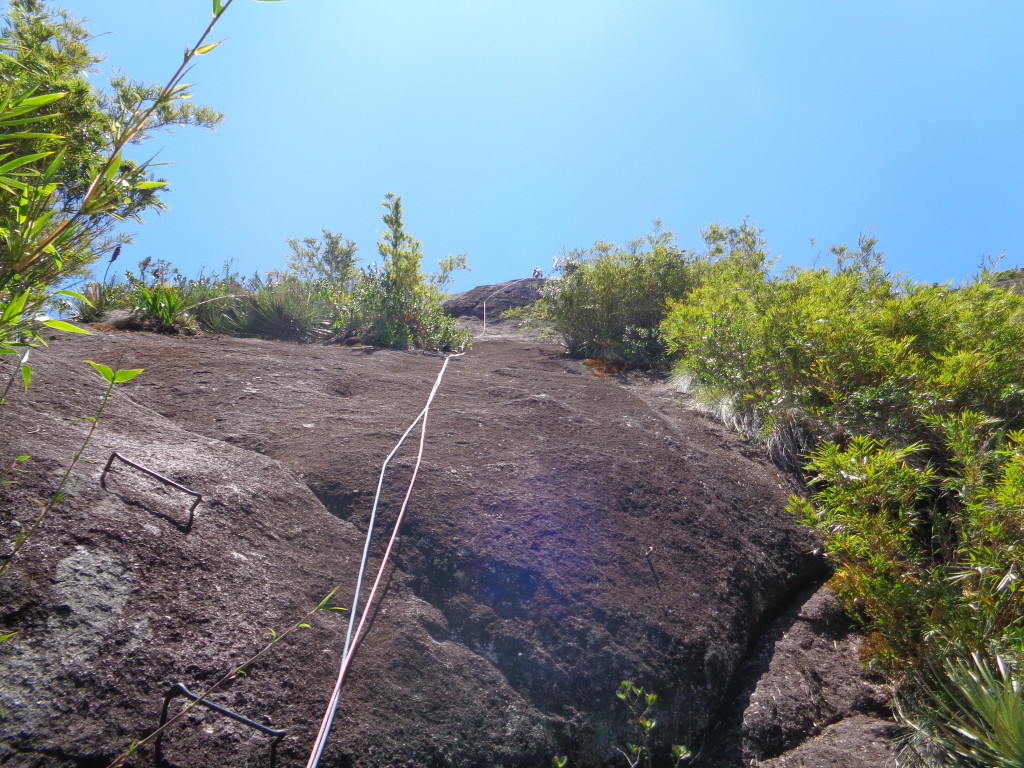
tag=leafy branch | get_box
[0,360,142,580]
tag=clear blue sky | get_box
[75,1,1023,292]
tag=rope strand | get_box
[306,353,461,768]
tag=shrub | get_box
[174,263,246,334]
[526,222,702,365]
[133,282,191,332]
[663,238,1024,465]
[69,279,133,322]
[660,234,1024,688]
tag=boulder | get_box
[0,327,878,767]
[442,278,545,319]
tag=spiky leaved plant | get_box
[897,651,1024,768]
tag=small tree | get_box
[0,0,222,290]
[337,193,469,351]
[286,229,359,286]
[377,191,423,298]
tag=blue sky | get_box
[75,1,1023,292]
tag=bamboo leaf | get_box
[0,131,63,140]
[85,360,115,383]
[134,181,168,190]
[41,319,91,334]
[0,179,30,193]
[103,151,122,183]
[0,291,29,323]
[112,368,144,383]
[44,148,67,182]
[0,152,53,175]
[315,585,341,612]
[17,92,67,108]
[54,289,89,302]
[20,364,30,391]
[213,0,224,14]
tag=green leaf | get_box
[1,290,29,323]
[315,585,341,612]
[41,319,92,334]
[194,41,223,55]
[112,368,144,383]
[213,0,224,14]
[134,181,168,190]
[0,152,53,175]
[0,631,18,644]
[0,131,62,140]
[43,148,66,182]
[20,364,30,391]
[17,92,67,108]
[85,360,114,383]
[54,289,89,302]
[103,151,122,183]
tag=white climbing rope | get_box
[306,352,462,768]
[307,274,540,764]
[476,276,539,339]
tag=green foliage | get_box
[664,237,1024,666]
[70,278,132,322]
[656,232,1024,754]
[663,237,1024,464]
[0,0,228,360]
[615,681,691,768]
[897,652,1024,768]
[165,262,244,334]
[527,222,699,365]
[789,436,937,668]
[286,228,359,285]
[79,198,471,349]
[334,193,469,351]
[221,273,333,342]
[133,282,190,331]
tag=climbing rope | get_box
[306,352,461,768]
[476,276,539,339]
[307,274,541,764]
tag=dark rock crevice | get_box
[695,585,895,768]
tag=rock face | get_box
[442,278,545,319]
[0,325,883,767]
[701,586,896,767]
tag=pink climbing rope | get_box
[305,353,461,768]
